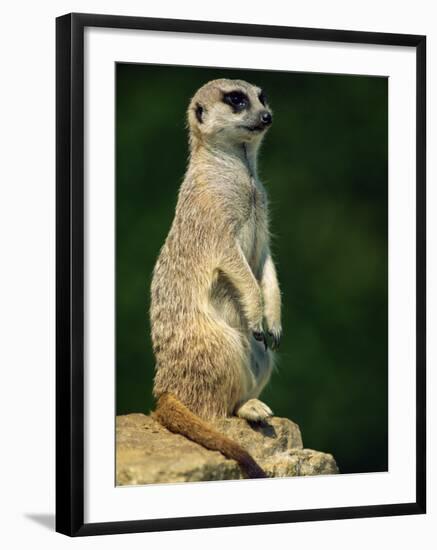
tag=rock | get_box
[116,413,339,485]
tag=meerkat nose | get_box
[260,111,272,126]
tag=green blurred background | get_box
[116,63,388,475]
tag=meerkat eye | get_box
[223,90,249,112]
[258,91,267,106]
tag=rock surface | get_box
[116,413,339,485]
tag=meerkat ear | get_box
[195,103,204,123]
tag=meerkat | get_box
[150,78,282,479]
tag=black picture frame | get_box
[56,12,426,537]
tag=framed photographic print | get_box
[56,12,426,536]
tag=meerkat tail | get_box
[153,393,267,479]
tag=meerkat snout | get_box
[260,111,272,126]
[187,78,273,147]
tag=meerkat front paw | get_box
[267,324,282,351]
[252,329,268,351]
[236,399,273,422]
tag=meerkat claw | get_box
[268,329,282,351]
[253,330,268,350]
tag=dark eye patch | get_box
[195,103,204,123]
[223,90,249,112]
[258,90,267,106]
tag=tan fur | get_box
[150,79,282,478]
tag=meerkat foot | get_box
[236,399,273,422]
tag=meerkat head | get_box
[187,78,272,151]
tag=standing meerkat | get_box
[150,78,282,478]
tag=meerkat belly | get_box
[238,192,269,275]
[236,187,272,400]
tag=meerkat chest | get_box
[238,178,269,270]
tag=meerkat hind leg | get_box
[236,399,273,422]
